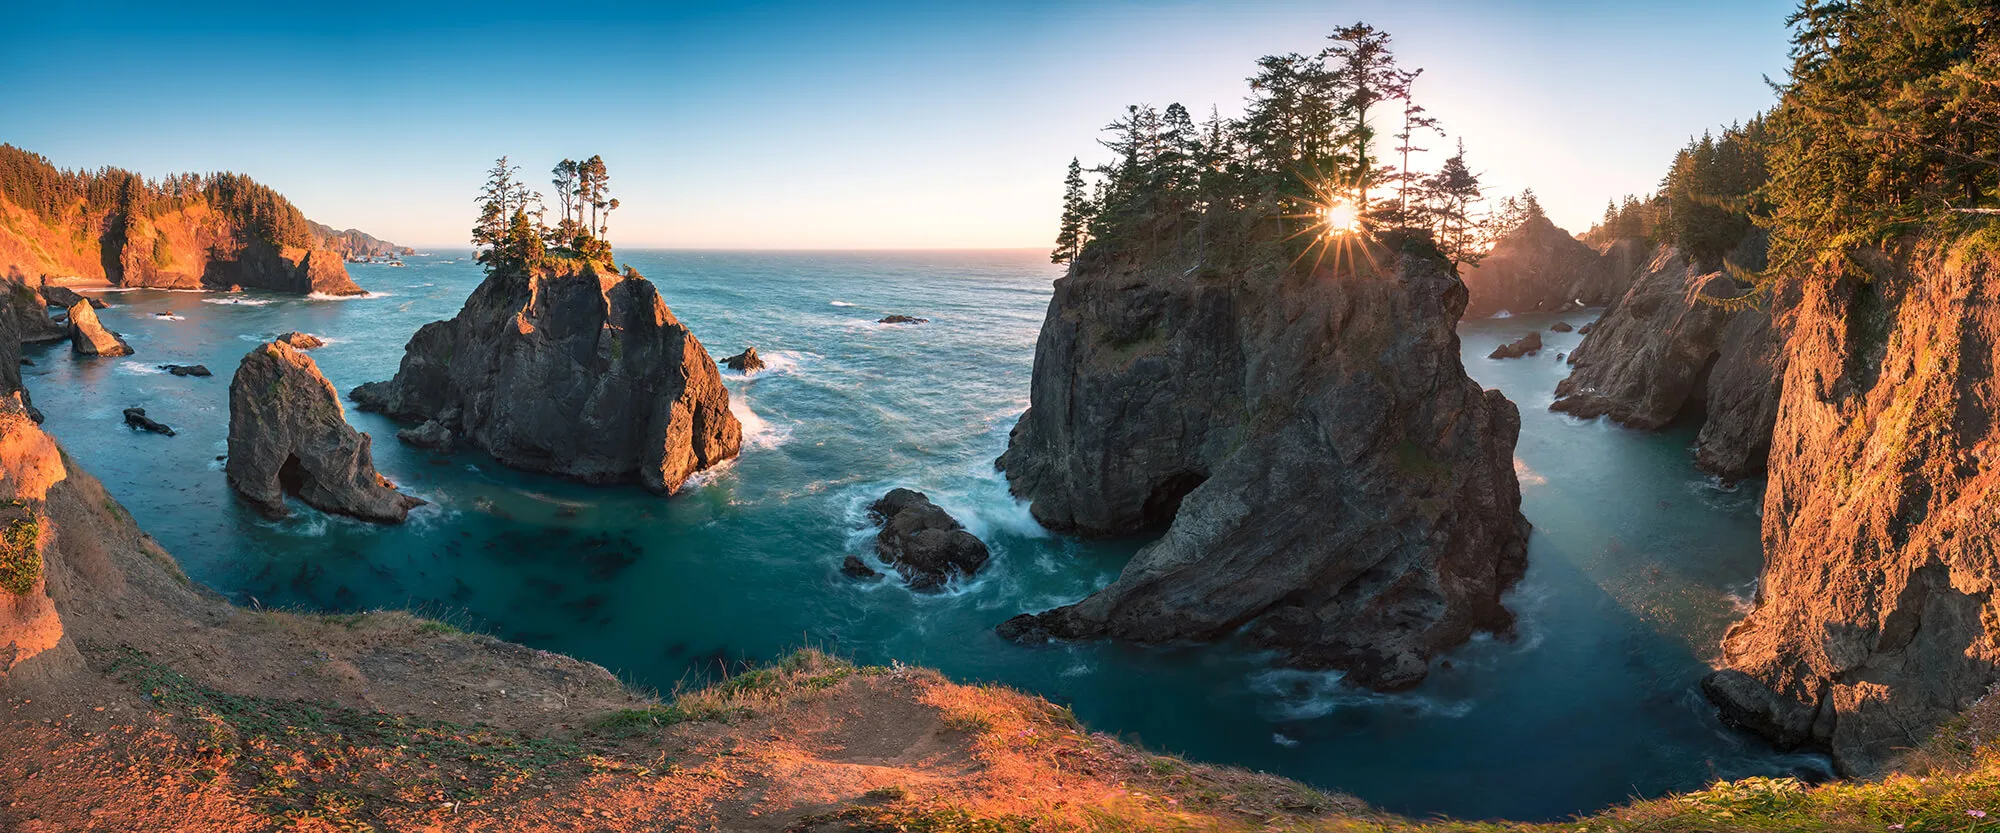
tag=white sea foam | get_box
[308,290,390,301]
[829,300,856,307]
[1490,310,1514,318]
[1272,733,1302,748]
[1247,667,1476,721]
[115,361,166,376]
[203,297,274,307]
[148,313,186,321]
[730,393,791,450]
[720,349,806,379]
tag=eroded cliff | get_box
[350,259,741,494]
[996,242,1530,690]
[1461,215,1637,318]
[226,341,423,523]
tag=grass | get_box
[591,648,869,738]
[0,505,40,594]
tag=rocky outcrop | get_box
[879,315,928,325]
[725,347,766,373]
[159,364,211,377]
[227,341,422,523]
[0,394,79,686]
[66,301,131,357]
[863,488,990,591]
[277,331,325,350]
[397,419,455,451]
[1551,321,1573,333]
[1549,246,1783,480]
[1704,241,2000,775]
[995,243,1530,690]
[1461,216,1637,318]
[122,408,174,436]
[39,285,103,310]
[1488,332,1542,359]
[350,260,741,494]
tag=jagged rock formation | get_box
[725,347,766,373]
[1705,242,2000,775]
[1489,332,1542,359]
[1550,246,1782,481]
[277,331,325,350]
[995,243,1530,690]
[122,408,174,436]
[227,341,421,523]
[1461,215,1639,318]
[865,488,990,591]
[350,259,741,494]
[66,301,131,357]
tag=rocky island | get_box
[227,341,423,523]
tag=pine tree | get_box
[1323,23,1408,217]
[1421,140,1486,270]
[1052,158,1093,264]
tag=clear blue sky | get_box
[1,1,1795,250]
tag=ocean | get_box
[23,250,1821,820]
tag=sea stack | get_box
[1461,213,1637,318]
[351,259,741,494]
[227,341,422,523]
[1705,242,2000,775]
[995,241,1530,691]
[66,301,132,357]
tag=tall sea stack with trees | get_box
[996,25,1530,690]
[0,145,368,295]
[351,156,741,494]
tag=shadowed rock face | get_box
[1549,246,1783,481]
[227,341,422,523]
[1705,244,2000,776]
[1489,331,1542,359]
[866,488,990,591]
[350,260,741,494]
[995,246,1530,691]
[66,301,131,357]
[1461,216,1637,319]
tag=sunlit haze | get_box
[2,0,1794,249]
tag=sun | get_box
[1320,199,1360,235]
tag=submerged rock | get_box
[350,259,740,494]
[1705,242,2000,775]
[122,408,174,436]
[878,314,928,325]
[1550,321,1574,333]
[276,331,325,350]
[724,347,766,373]
[839,554,881,580]
[227,341,422,523]
[865,488,988,591]
[1488,331,1543,359]
[995,242,1529,691]
[66,301,131,357]
[159,364,211,377]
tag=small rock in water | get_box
[878,314,929,325]
[1578,321,1597,335]
[276,331,325,350]
[123,407,175,437]
[398,419,456,451]
[1488,331,1543,360]
[159,364,212,377]
[154,311,175,318]
[724,347,767,373]
[18,358,31,367]
[868,488,989,591]
[839,555,880,580]
[1550,321,1574,333]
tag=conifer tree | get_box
[1052,158,1093,264]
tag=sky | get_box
[1,1,1797,250]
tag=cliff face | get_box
[1705,243,2000,775]
[996,245,1530,691]
[351,260,741,494]
[226,341,423,523]
[1550,246,1783,481]
[1460,216,1634,319]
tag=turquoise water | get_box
[22,252,1822,820]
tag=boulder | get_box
[865,488,989,591]
[994,242,1529,691]
[397,419,455,451]
[1550,321,1574,333]
[350,259,740,494]
[724,347,766,373]
[159,364,211,378]
[1488,331,1543,359]
[878,315,928,325]
[122,408,174,437]
[66,301,131,357]
[276,332,326,350]
[227,341,422,523]
[839,554,881,580]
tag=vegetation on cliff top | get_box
[0,144,321,251]
[470,153,623,272]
